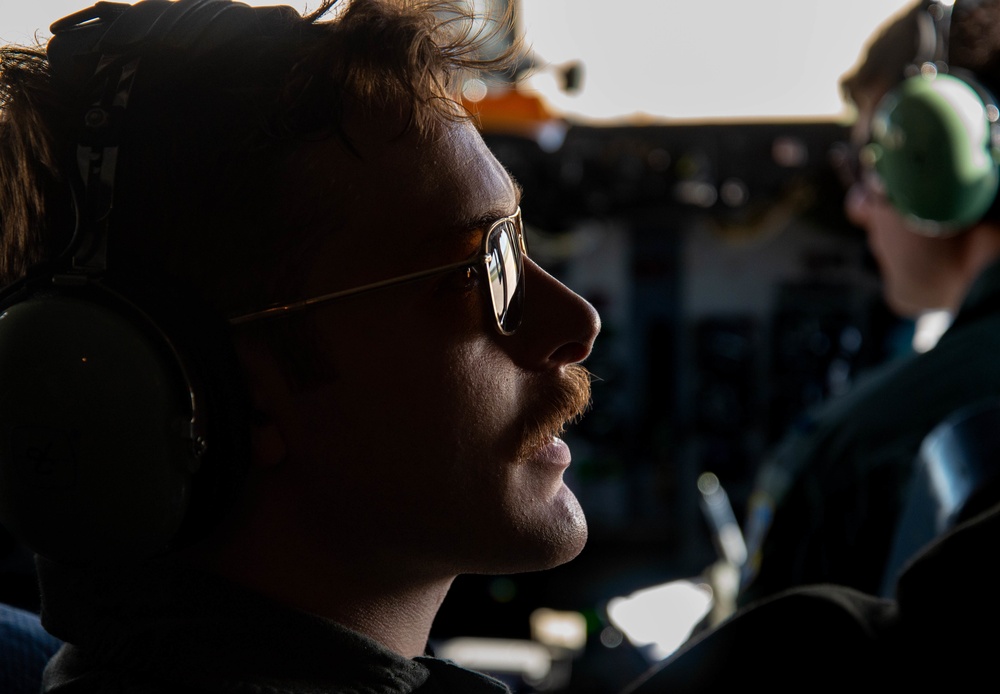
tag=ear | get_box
[232,335,289,470]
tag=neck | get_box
[185,496,456,658]
[945,223,1000,313]
[311,580,454,658]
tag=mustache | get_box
[518,364,594,458]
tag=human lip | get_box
[526,437,571,469]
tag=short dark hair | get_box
[841,0,1000,107]
[0,0,509,317]
[840,3,922,104]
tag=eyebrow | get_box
[454,178,524,236]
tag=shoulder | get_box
[775,321,1000,470]
[625,585,896,692]
[0,602,60,650]
[0,603,61,694]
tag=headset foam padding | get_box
[870,72,1000,230]
[0,292,200,563]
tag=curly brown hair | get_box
[0,0,512,315]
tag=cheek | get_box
[844,184,869,228]
[866,221,897,273]
[311,319,518,466]
[866,209,915,273]
[282,277,530,494]
[414,340,520,457]
[302,339,527,541]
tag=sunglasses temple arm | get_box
[228,256,488,326]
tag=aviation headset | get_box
[0,0,299,564]
[867,0,1000,234]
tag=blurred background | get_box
[0,0,918,691]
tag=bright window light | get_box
[435,637,552,682]
[606,579,714,660]
[530,608,588,652]
[518,0,917,122]
[912,310,952,354]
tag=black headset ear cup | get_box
[0,0,274,564]
[0,282,250,564]
[0,292,198,562]
[870,72,1000,232]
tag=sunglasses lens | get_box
[488,219,524,334]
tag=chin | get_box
[885,292,925,318]
[545,484,589,564]
[481,484,589,575]
[884,291,933,319]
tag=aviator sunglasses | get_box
[228,208,526,335]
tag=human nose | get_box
[512,258,600,368]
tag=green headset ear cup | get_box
[871,72,1000,229]
[0,294,198,563]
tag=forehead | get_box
[297,115,520,287]
[360,116,514,222]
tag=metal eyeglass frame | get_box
[227,208,526,335]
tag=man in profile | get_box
[0,1,600,691]
[627,1,1000,688]
[741,0,1000,605]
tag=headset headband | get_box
[46,0,301,277]
[917,0,954,72]
[48,1,298,75]
[0,1,301,562]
